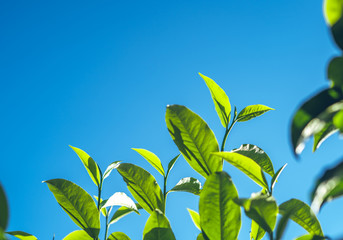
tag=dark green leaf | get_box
[103,161,121,180]
[235,195,277,234]
[294,235,327,240]
[313,122,337,152]
[232,144,274,177]
[199,73,231,128]
[109,203,142,225]
[0,183,8,231]
[279,199,323,236]
[165,105,222,178]
[333,109,343,132]
[328,57,343,87]
[117,163,164,214]
[311,160,343,213]
[70,146,101,187]
[6,232,37,240]
[275,207,293,240]
[213,152,269,189]
[102,192,138,212]
[166,154,180,179]
[143,209,176,240]
[132,148,165,176]
[271,164,287,193]
[107,232,131,240]
[290,88,343,155]
[44,179,100,238]
[199,171,241,240]
[196,233,205,240]
[187,208,200,230]
[250,220,265,240]
[168,177,201,195]
[63,230,93,240]
[236,104,274,122]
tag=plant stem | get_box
[163,175,167,212]
[97,184,102,211]
[221,120,236,152]
[104,213,109,240]
[269,231,274,240]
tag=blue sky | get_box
[1,0,343,239]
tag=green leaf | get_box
[44,179,100,238]
[279,199,323,236]
[117,163,164,214]
[168,177,201,195]
[94,196,108,217]
[294,235,327,240]
[328,57,343,87]
[313,121,337,152]
[235,194,277,234]
[271,164,287,193]
[70,146,101,187]
[107,232,131,240]
[199,171,241,240]
[187,208,200,231]
[236,104,274,122]
[6,232,37,240]
[196,233,205,240]
[275,209,294,240]
[290,88,343,155]
[166,154,180,179]
[165,105,222,178]
[311,160,343,213]
[333,109,343,131]
[109,203,142,225]
[143,209,176,240]
[232,144,274,177]
[63,230,93,240]
[0,183,8,231]
[324,0,343,50]
[250,220,265,240]
[103,161,121,180]
[199,73,231,128]
[213,152,269,189]
[102,192,138,212]
[132,148,165,176]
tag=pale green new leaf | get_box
[166,154,180,179]
[169,177,201,195]
[132,148,165,176]
[166,105,222,178]
[0,183,8,232]
[143,209,176,240]
[333,110,343,132]
[271,164,287,193]
[187,208,200,230]
[235,195,277,234]
[200,171,241,240]
[117,163,164,214]
[237,105,274,122]
[279,199,323,236]
[70,146,101,187]
[63,230,92,240]
[107,232,131,240]
[324,0,343,26]
[251,220,265,240]
[103,161,121,180]
[6,232,37,240]
[232,144,274,177]
[213,152,269,189]
[199,73,231,128]
[311,160,343,213]
[44,179,100,238]
[102,192,138,212]
[109,204,142,225]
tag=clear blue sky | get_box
[1,0,342,239]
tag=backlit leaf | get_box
[0,183,8,231]
[70,146,101,187]
[232,144,274,177]
[213,152,269,189]
[109,204,142,225]
[279,199,323,236]
[324,0,343,50]
[102,192,138,212]
[44,179,100,238]
[166,154,180,179]
[6,232,37,240]
[333,109,343,131]
[294,235,327,240]
[236,105,274,122]
[200,171,241,240]
[143,209,176,240]
[291,88,343,155]
[132,148,165,176]
[166,105,222,178]
[250,220,266,240]
[103,161,121,180]
[117,163,164,214]
[328,57,343,87]
[63,230,92,240]
[169,177,201,195]
[271,164,287,193]
[311,160,343,213]
[187,208,200,230]
[107,232,131,240]
[199,73,231,128]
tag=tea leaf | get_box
[169,177,201,195]
[143,209,176,240]
[63,230,92,240]
[236,105,273,122]
[132,148,165,176]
